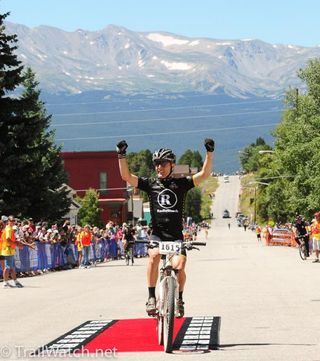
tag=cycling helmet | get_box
[152,148,176,163]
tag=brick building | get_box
[61,151,128,225]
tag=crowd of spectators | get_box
[0,216,151,286]
[0,215,208,287]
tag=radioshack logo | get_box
[157,189,177,209]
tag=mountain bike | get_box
[296,235,309,260]
[136,239,206,353]
[124,242,135,266]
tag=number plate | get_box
[159,241,182,255]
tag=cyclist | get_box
[123,223,136,265]
[293,215,310,257]
[117,138,214,317]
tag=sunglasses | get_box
[153,160,170,166]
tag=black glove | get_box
[204,138,215,152]
[116,140,128,156]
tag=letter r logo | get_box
[157,189,177,209]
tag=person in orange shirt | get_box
[74,226,83,268]
[256,225,262,242]
[80,225,92,268]
[311,212,320,263]
[0,218,6,274]
[1,216,24,288]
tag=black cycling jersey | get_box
[295,221,308,236]
[138,176,194,241]
[124,228,135,242]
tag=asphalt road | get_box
[1,175,320,361]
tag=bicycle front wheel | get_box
[163,276,175,353]
[157,315,164,345]
[299,244,307,260]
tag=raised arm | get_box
[117,140,139,188]
[193,138,215,186]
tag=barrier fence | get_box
[0,239,148,274]
[262,228,298,247]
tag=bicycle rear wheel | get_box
[163,276,175,353]
[125,250,129,265]
[299,244,307,260]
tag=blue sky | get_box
[1,0,319,47]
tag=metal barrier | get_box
[0,239,148,274]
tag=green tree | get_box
[178,149,203,169]
[257,59,320,222]
[0,15,70,222]
[184,188,202,223]
[0,12,24,213]
[127,149,154,177]
[239,137,272,173]
[127,149,154,202]
[76,189,102,227]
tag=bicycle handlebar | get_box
[189,241,206,246]
[134,239,206,246]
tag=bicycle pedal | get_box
[147,310,157,317]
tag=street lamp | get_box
[247,181,270,224]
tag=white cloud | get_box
[189,40,200,46]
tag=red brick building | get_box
[61,151,128,225]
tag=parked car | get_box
[223,209,230,218]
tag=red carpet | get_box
[34,316,219,355]
[84,318,186,352]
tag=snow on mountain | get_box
[5,22,320,97]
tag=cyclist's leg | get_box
[304,236,310,257]
[171,254,187,292]
[172,254,187,317]
[147,247,161,287]
[146,247,161,315]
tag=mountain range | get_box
[5,22,320,97]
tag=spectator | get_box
[1,216,24,288]
[256,225,262,241]
[80,225,92,268]
[0,218,6,274]
[74,226,83,267]
[311,212,320,263]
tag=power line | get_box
[52,109,283,127]
[46,94,283,107]
[56,122,279,142]
[51,99,281,118]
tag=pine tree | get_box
[0,14,71,222]
[0,12,25,212]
